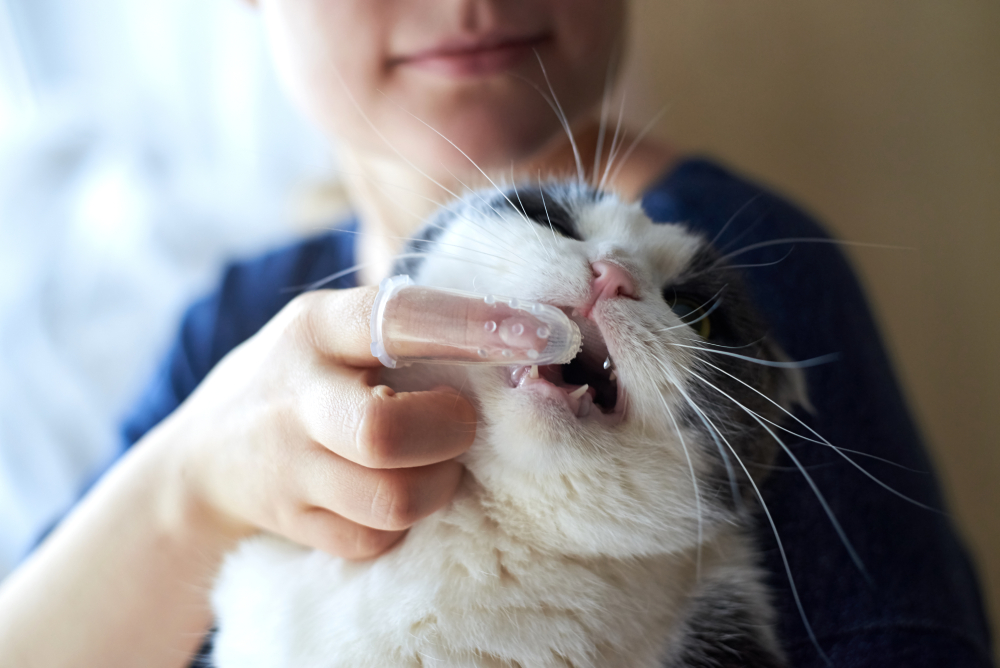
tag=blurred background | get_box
[0,0,997,652]
[0,0,333,579]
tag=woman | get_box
[0,1,991,666]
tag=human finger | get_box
[288,286,383,366]
[286,507,405,560]
[302,383,477,469]
[352,385,477,468]
[300,451,465,532]
[376,288,555,364]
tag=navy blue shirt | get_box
[122,159,993,666]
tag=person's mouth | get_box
[391,31,552,78]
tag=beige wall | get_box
[623,0,1000,649]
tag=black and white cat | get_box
[211,182,806,667]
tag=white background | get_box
[0,0,333,575]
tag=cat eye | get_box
[665,295,713,339]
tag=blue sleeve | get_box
[644,159,994,666]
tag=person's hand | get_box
[152,286,477,559]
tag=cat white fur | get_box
[211,186,792,667]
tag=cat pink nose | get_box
[591,260,637,303]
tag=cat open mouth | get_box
[508,312,620,419]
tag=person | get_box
[0,1,992,666]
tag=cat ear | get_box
[762,339,814,414]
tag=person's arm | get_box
[0,286,476,667]
[0,424,236,667]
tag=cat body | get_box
[212,183,799,667]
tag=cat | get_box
[210,181,807,667]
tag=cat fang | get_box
[508,315,622,422]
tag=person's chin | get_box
[431,131,562,178]
[422,107,563,166]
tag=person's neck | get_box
[342,122,677,286]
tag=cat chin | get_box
[466,457,720,558]
[490,387,619,433]
[458,426,721,559]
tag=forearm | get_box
[0,425,241,668]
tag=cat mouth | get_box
[508,312,621,420]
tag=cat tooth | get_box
[529,365,539,379]
[567,384,589,400]
[609,370,617,381]
[577,394,593,417]
[603,357,612,370]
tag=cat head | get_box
[383,182,806,559]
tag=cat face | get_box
[385,183,804,558]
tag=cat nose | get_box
[591,260,637,303]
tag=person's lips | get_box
[391,32,552,77]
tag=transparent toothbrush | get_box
[370,275,582,368]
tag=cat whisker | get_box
[655,390,704,580]
[400,250,511,274]
[755,461,837,473]
[338,166,522,255]
[670,378,831,667]
[656,288,726,334]
[296,249,514,293]
[719,250,796,273]
[605,105,669,191]
[510,166,554,261]
[438,163,537,242]
[687,367,869,584]
[690,336,768,352]
[598,92,628,192]
[816,447,930,474]
[531,49,586,184]
[281,259,374,293]
[709,194,765,249]
[328,66,464,205]
[407,238,527,268]
[659,362,742,514]
[332,226,528,269]
[668,343,840,369]
[695,357,944,513]
[319,62,547,275]
[713,237,914,269]
[749,409,927,473]
[424,220,524,261]
[592,40,622,188]
[716,214,771,259]
[376,90,542,235]
[536,176,561,250]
